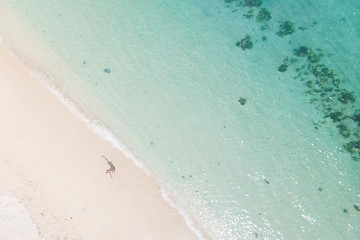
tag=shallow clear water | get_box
[1,0,360,239]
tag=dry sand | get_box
[0,40,199,239]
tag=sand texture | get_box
[0,43,198,240]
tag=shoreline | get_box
[0,39,200,239]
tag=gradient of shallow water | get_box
[1,0,360,239]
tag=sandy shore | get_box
[0,41,199,239]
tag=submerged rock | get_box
[313,121,321,129]
[256,8,271,22]
[354,204,360,212]
[236,35,253,50]
[278,63,288,72]
[276,21,295,37]
[238,97,247,105]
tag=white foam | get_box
[161,189,205,240]
[29,69,149,173]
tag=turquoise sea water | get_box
[1,0,360,239]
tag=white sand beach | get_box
[0,42,198,239]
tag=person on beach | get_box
[102,156,115,178]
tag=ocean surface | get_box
[0,0,359,239]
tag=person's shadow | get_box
[102,156,115,172]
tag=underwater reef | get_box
[224,0,360,162]
[238,97,247,105]
[256,8,271,22]
[289,45,360,161]
[236,35,253,50]
[276,21,295,37]
[244,0,262,8]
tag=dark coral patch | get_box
[337,124,351,138]
[352,112,360,126]
[278,63,288,72]
[256,8,271,22]
[338,90,356,104]
[244,0,262,8]
[310,64,335,84]
[344,140,360,155]
[238,97,247,105]
[243,9,254,19]
[278,57,297,73]
[293,46,310,57]
[236,35,253,50]
[354,204,360,212]
[294,46,323,63]
[311,21,318,27]
[277,21,295,37]
[307,51,321,63]
[260,24,269,31]
[328,112,343,123]
[305,80,313,88]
